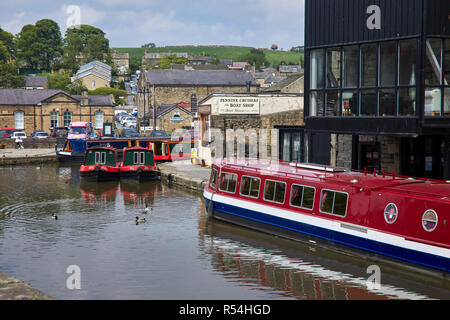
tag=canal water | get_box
[0,164,449,300]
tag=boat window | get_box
[422,210,438,232]
[320,189,348,216]
[384,203,398,224]
[210,168,218,189]
[219,172,237,193]
[133,152,145,165]
[240,176,260,198]
[290,184,315,210]
[264,180,286,204]
[95,151,106,164]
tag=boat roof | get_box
[123,147,153,151]
[86,146,116,151]
[214,158,450,198]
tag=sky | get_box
[0,0,305,50]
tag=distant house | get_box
[263,73,304,94]
[72,61,112,90]
[111,52,129,74]
[24,75,48,90]
[229,62,250,71]
[137,69,259,120]
[141,52,188,67]
[170,64,228,71]
[0,88,114,135]
[145,103,193,133]
[279,65,303,74]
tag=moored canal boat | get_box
[80,147,120,182]
[119,147,158,181]
[203,158,450,273]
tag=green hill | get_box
[114,45,303,71]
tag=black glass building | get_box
[304,0,450,179]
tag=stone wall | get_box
[157,108,193,134]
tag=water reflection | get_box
[199,209,450,300]
[0,164,449,299]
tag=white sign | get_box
[217,97,260,115]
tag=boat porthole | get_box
[384,203,398,224]
[422,210,438,232]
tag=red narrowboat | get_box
[149,140,193,162]
[119,147,158,181]
[203,158,450,273]
[80,147,120,182]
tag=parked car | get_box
[0,128,15,138]
[51,127,68,138]
[11,132,27,139]
[149,130,170,138]
[31,130,49,139]
[122,117,137,128]
[121,128,140,138]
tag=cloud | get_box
[0,0,305,48]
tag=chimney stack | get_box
[81,87,88,106]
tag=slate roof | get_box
[144,70,258,86]
[0,88,113,106]
[25,75,48,88]
[262,73,304,92]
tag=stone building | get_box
[111,52,129,74]
[137,69,259,119]
[197,92,304,166]
[0,88,114,135]
[24,75,48,90]
[263,73,304,94]
[144,103,193,134]
[72,60,112,90]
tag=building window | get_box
[309,39,422,118]
[50,111,59,128]
[310,49,325,90]
[424,38,450,116]
[94,111,104,129]
[14,110,24,130]
[326,47,341,88]
[92,80,96,89]
[63,111,72,127]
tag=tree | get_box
[157,54,188,69]
[35,19,63,69]
[271,44,278,51]
[0,27,14,56]
[63,25,110,71]
[46,72,72,91]
[237,49,268,71]
[0,62,24,88]
[15,19,62,70]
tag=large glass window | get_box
[342,46,359,88]
[380,89,396,116]
[425,39,442,86]
[380,42,397,87]
[94,111,104,129]
[310,49,325,90]
[399,40,417,86]
[50,111,59,128]
[309,39,425,118]
[14,110,24,130]
[326,47,341,88]
[361,44,377,87]
[360,90,377,116]
[63,111,72,128]
[326,91,340,116]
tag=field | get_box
[114,45,304,69]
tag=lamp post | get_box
[138,88,150,134]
